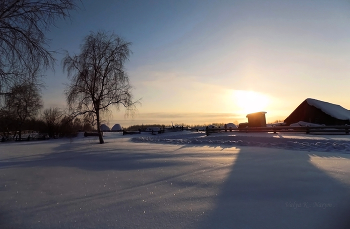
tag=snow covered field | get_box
[1,131,350,229]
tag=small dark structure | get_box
[284,98,350,126]
[246,112,267,127]
[123,130,141,135]
[84,132,103,137]
[238,123,249,129]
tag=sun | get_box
[233,90,269,115]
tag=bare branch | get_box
[0,0,77,92]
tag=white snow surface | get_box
[133,131,350,153]
[306,98,350,121]
[1,131,350,229]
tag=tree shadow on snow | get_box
[0,140,224,172]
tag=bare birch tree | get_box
[63,31,137,144]
[0,0,76,91]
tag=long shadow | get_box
[129,132,350,228]
[0,139,230,172]
[194,145,350,229]
[0,143,183,171]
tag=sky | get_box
[42,0,350,127]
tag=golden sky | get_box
[43,0,350,127]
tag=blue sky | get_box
[42,0,350,127]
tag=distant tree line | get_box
[0,96,94,141]
[125,124,165,131]
[125,123,237,131]
[0,83,94,141]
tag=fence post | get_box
[306,127,310,134]
[206,126,209,136]
[225,124,227,132]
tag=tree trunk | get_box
[96,111,104,144]
[18,122,22,140]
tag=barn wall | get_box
[284,101,349,125]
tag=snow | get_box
[133,131,350,153]
[307,98,350,121]
[100,124,110,131]
[111,124,122,131]
[1,131,350,228]
[290,121,325,127]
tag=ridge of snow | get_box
[131,132,350,153]
[290,121,325,127]
[306,98,350,121]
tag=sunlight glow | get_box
[233,90,269,115]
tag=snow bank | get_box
[132,131,350,153]
[290,121,325,127]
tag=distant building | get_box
[111,124,122,132]
[246,112,267,127]
[100,124,110,132]
[284,98,350,126]
[226,123,238,129]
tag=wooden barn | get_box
[284,98,350,126]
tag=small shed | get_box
[111,124,123,132]
[100,124,110,132]
[246,112,267,127]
